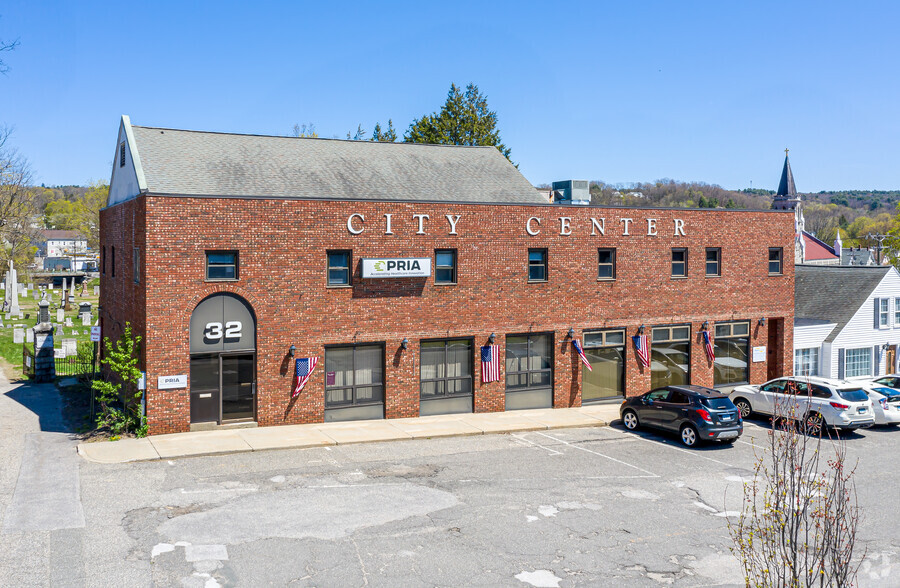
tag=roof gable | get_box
[795,265,892,341]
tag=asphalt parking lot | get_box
[5,401,900,588]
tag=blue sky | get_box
[1,1,899,191]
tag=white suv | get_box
[730,376,875,435]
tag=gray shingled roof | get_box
[795,265,891,342]
[130,126,546,204]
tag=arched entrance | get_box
[189,293,257,424]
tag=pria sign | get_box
[362,257,431,278]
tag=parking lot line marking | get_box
[601,427,735,467]
[533,432,659,477]
[511,434,563,455]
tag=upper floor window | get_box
[671,248,687,277]
[768,247,783,275]
[435,249,457,284]
[598,248,616,280]
[705,248,721,277]
[119,143,126,167]
[111,246,116,277]
[133,248,140,284]
[206,251,238,281]
[895,298,900,326]
[528,248,547,282]
[101,246,106,275]
[327,250,351,286]
[879,297,890,327]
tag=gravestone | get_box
[8,262,19,315]
[64,317,73,327]
[61,278,67,309]
[56,309,64,323]
[62,338,77,357]
[93,286,99,296]
[78,302,91,318]
[55,324,64,337]
[71,330,79,336]
[13,327,24,344]
[25,329,33,343]
[32,291,39,301]
[81,313,90,326]
[33,324,55,382]
[27,283,33,291]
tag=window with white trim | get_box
[793,348,819,377]
[894,298,900,326]
[845,347,872,378]
[880,298,890,327]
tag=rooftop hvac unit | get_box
[551,180,590,205]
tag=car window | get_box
[668,391,690,404]
[646,389,670,402]
[874,378,893,386]
[837,388,868,403]
[810,385,832,399]
[760,380,786,393]
[700,397,735,410]
[872,386,900,398]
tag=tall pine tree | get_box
[404,83,512,161]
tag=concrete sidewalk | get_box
[77,404,621,464]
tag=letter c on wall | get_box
[347,213,365,235]
[526,217,542,236]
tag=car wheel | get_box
[680,424,699,447]
[734,398,752,419]
[622,410,639,431]
[804,412,824,437]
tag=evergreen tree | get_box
[405,83,512,161]
[371,120,398,142]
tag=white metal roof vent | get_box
[551,180,590,205]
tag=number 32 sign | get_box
[204,321,242,341]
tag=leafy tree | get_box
[92,323,146,437]
[405,83,512,161]
[0,126,40,270]
[43,181,107,249]
[346,124,366,141]
[371,120,397,142]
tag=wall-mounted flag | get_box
[702,330,715,362]
[481,345,500,383]
[572,339,592,371]
[293,357,319,398]
[633,335,650,368]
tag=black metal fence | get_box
[54,354,97,378]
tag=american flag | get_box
[292,357,318,398]
[572,339,592,371]
[702,330,715,362]
[481,345,500,383]
[633,335,650,368]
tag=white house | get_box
[42,230,88,258]
[794,265,900,379]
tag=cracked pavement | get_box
[2,371,900,586]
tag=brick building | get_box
[101,116,795,435]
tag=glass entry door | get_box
[222,354,255,420]
[190,353,256,424]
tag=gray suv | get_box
[620,385,743,447]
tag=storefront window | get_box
[506,334,552,390]
[325,344,384,407]
[582,330,625,401]
[794,347,819,377]
[421,339,472,398]
[651,325,690,389]
[713,321,750,386]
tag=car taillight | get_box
[830,402,849,410]
[697,408,713,422]
[881,399,888,409]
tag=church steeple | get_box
[773,149,801,210]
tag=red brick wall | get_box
[102,196,795,434]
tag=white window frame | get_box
[894,298,900,327]
[880,298,890,328]
[845,347,872,378]
[793,347,819,377]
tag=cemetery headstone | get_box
[26,329,34,343]
[81,313,90,326]
[93,286,99,296]
[55,324,64,336]
[57,309,64,322]
[71,330,79,336]
[13,327,24,344]
[64,317,73,327]
[62,338,77,357]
